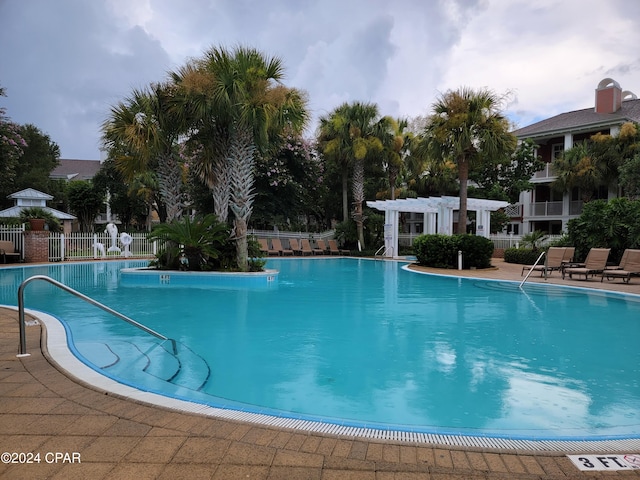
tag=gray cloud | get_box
[1,0,639,158]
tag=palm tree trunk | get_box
[211,155,229,223]
[457,156,469,234]
[352,158,366,249]
[342,167,349,222]
[228,125,256,271]
[157,152,183,222]
[389,167,398,200]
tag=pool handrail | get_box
[17,275,177,357]
[519,251,546,289]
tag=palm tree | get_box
[102,82,185,222]
[170,63,232,223]
[421,87,516,234]
[318,102,382,248]
[148,214,230,271]
[180,46,307,271]
[379,117,410,200]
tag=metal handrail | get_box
[518,251,546,289]
[374,245,393,259]
[17,275,177,357]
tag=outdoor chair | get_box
[601,249,640,283]
[0,241,20,264]
[315,239,329,254]
[271,238,293,256]
[521,247,566,277]
[257,238,269,255]
[562,248,610,280]
[328,239,350,255]
[288,239,303,255]
[301,238,322,255]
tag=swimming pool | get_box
[3,258,640,443]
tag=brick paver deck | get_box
[1,259,639,479]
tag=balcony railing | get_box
[532,163,556,181]
[529,201,563,217]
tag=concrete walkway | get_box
[1,260,639,479]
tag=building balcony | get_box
[531,163,557,183]
[529,201,563,217]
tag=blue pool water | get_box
[2,258,640,439]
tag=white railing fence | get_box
[247,229,336,241]
[48,232,159,262]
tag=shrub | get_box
[413,234,494,269]
[503,247,541,265]
[413,234,458,268]
[456,235,494,269]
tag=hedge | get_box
[413,234,494,269]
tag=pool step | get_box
[74,338,210,394]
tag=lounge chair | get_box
[296,240,313,256]
[601,249,640,283]
[0,240,20,263]
[271,238,293,256]
[257,238,269,255]
[604,249,630,271]
[264,239,279,256]
[315,239,329,254]
[301,238,322,255]
[562,248,610,280]
[562,247,575,264]
[328,239,350,255]
[521,247,566,276]
[288,238,303,255]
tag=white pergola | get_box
[366,196,509,258]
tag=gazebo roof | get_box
[8,188,54,201]
[367,196,509,213]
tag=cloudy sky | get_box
[1,0,639,159]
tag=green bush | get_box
[503,247,541,265]
[413,234,494,269]
[456,234,494,269]
[413,234,457,268]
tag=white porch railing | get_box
[530,201,563,217]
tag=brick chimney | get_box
[595,78,622,114]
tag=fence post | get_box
[93,234,98,259]
[60,233,65,261]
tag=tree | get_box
[148,214,230,271]
[317,102,383,248]
[471,138,544,203]
[379,117,410,200]
[619,153,640,199]
[551,141,609,202]
[102,82,185,222]
[0,86,27,208]
[251,135,325,230]
[12,124,60,194]
[66,181,105,232]
[170,63,232,223]
[553,122,640,202]
[420,87,516,233]
[93,158,149,230]
[176,45,308,271]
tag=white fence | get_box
[48,232,158,262]
[247,229,335,241]
[0,225,25,261]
